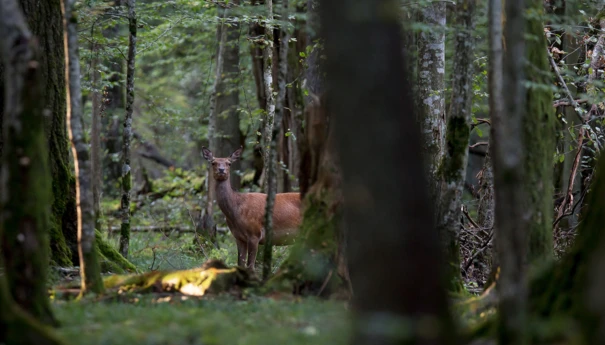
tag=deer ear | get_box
[201,147,213,161]
[229,146,243,162]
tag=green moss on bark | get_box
[443,116,471,183]
[95,230,137,273]
[270,192,342,296]
[524,5,555,262]
[0,274,66,345]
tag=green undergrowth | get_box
[53,295,350,345]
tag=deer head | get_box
[202,146,243,181]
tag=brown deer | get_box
[202,146,301,270]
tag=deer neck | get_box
[215,178,239,220]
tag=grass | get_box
[52,213,343,345]
[53,295,350,345]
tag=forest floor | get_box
[51,232,350,345]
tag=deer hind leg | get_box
[235,238,247,267]
[246,237,261,270]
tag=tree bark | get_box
[524,0,555,262]
[91,49,103,234]
[262,0,289,280]
[0,269,65,345]
[0,0,58,326]
[199,6,230,246]
[321,0,457,343]
[102,0,126,192]
[215,0,242,188]
[262,0,276,190]
[417,1,446,205]
[62,0,104,294]
[435,0,476,292]
[18,0,76,267]
[492,0,529,343]
[119,0,137,258]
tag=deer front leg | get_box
[246,237,260,271]
[235,238,247,267]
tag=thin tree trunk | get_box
[262,0,275,190]
[321,0,457,342]
[119,0,137,258]
[91,49,103,233]
[200,6,229,245]
[492,0,529,342]
[62,0,104,294]
[435,0,476,292]
[263,0,289,280]
[417,1,446,204]
[102,0,125,191]
[0,0,58,326]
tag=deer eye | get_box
[211,161,216,165]
[227,162,231,166]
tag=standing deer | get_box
[202,146,301,270]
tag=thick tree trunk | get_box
[435,0,476,292]
[492,0,529,343]
[524,1,555,262]
[215,0,242,188]
[19,0,76,267]
[119,0,137,258]
[0,0,58,326]
[62,0,104,294]
[417,1,446,204]
[262,0,289,280]
[321,0,457,343]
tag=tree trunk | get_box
[0,0,58,326]
[119,0,137,258]
[198,5,230,246]
[215,0,242,188]
[321,0,457,343]
[417,1,446,205]
[262,0,289,280]
[91,49,103,233]
[0,269,65,345]
[262,0,276,190]
[18,0,76,268]
[102,0,126,193]
[492,0,529,342]
[435,0,476,292]
[62,0,104,294]
[524,0,555,262]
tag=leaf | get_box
[475,127,483,138]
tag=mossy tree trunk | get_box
[0,0,58,326]
[62,0,104,294]
[18,0,77,268]
[528,146,605,344]
[492,0,530,342]
[321,0,457,342]
[119,0,137,258]
[0,268,65,345]
[272,94,345,296]
[524,0,555,262]
[435,0,476,292]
